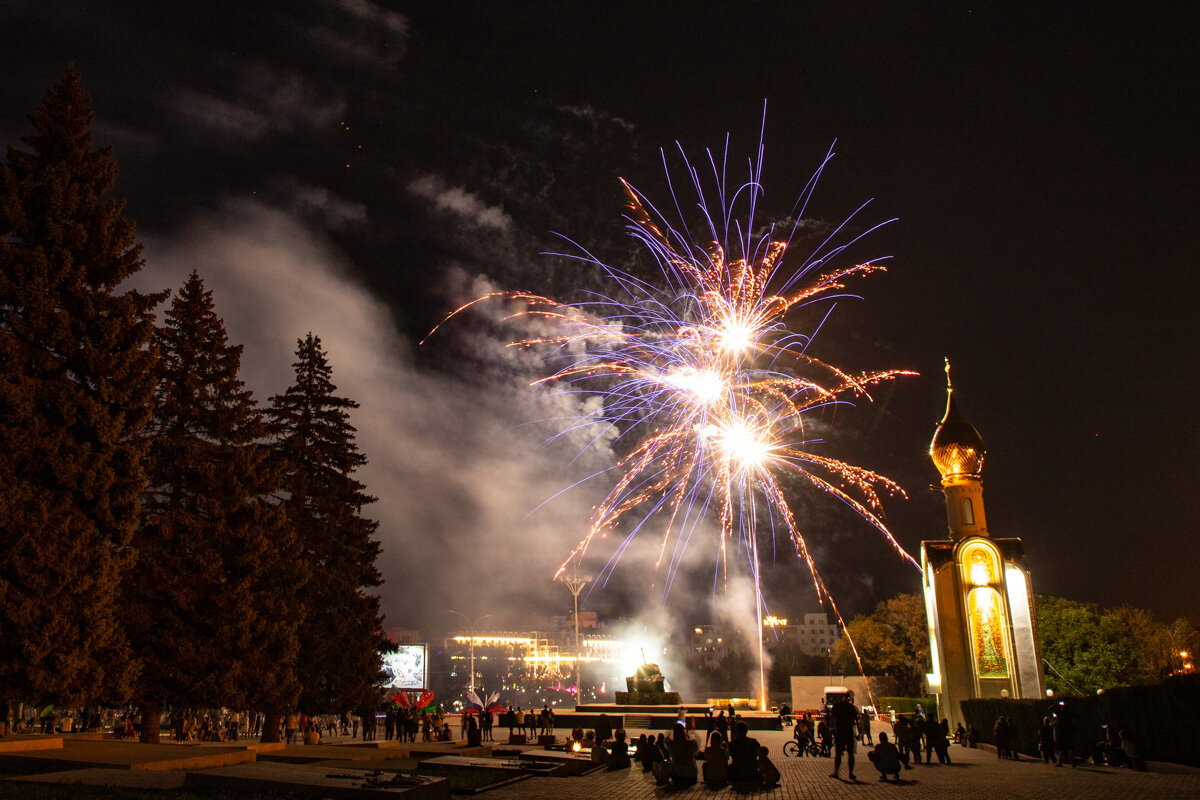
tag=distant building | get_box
[573,610,600,629]
[690,624,738,669]
[441,624,625,696]
[386,628,422,645]
[555,610,602,630]
[691,614,840,670]
[779,613,841,656]
[442,630,565,690]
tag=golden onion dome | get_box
[930,360,985,480]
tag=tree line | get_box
[832,593,1198,698]
[0,69,389,742]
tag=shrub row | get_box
[960,674,1200,767]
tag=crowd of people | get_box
[1,706,362,743]
[499,705,557,739]
[3,697,1154,779]
[573,718,781,790]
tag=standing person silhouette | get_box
[829,696,859,781]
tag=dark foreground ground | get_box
[3,723,1198,799]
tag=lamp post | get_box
[556,566,592,703]
[448,611,493,694]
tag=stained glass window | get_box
[968,587,1009,679]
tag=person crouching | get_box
[869,732,902,782]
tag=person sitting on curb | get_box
[702,730,729,786]
[589,731,610,766]
[1120,729,1147,772]
[635,734,659,772]
[607,729,631,770]
[728,721,762,789]
[868,732,902,782]
[667,722,700,789]
[758,745,781,788]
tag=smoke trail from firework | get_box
[428,135,920,710]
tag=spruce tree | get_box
[129,272,302,742]
[268,334,388,714]
[0,67,160,706]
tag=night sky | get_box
[4,2,1196,638]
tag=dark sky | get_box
[4,2,1197,633]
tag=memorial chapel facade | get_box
[921,365,1046,728]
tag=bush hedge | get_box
[960,674,1200,767]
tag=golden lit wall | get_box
[967,587,1009,679]
[958,540,1014,682]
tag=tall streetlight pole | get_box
[448,611,493,694]
[557,566,592,705]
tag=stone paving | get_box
[5,724,1199,798]
[483,727,1200,800]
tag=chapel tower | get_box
[920,362,1045,728]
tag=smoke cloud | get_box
[129,191,864,697]
[133,195,616,636]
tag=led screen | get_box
[382,644,427,689]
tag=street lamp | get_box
[448,611,493,694]
[556,565,592,704]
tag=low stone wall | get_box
[613,691,681,705]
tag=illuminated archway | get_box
[966,586,1010,678]
[958,539,1013,681]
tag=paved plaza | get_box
[3,724,1198,799]
[487,726,1200,800]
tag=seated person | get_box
[634,734,655,771]
[667,723,700,788]
[758,745,781,788]
[1120,729,1146,772]
[727,721,762,788]
[607,729,631,770]
[702,731,729,785]
[465,717,482,747]
[590,733,610,765]
[868,732,902,782]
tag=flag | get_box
[391,691,410,708]
[464,689,484,711]
[416,690,436,713]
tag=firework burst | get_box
[428,133,919,710]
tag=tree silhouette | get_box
[0,66,160,706]
[129,272,301,742]
[268,334,388,713]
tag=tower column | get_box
[940,480,988,540]
[922,361,1043,727]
